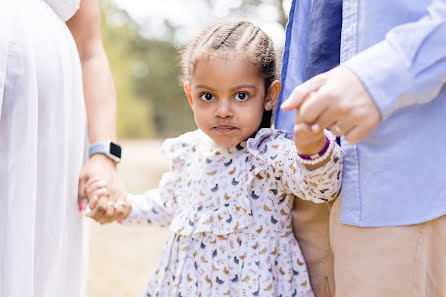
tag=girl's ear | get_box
[184,83,193,107]
[264,80,281,111]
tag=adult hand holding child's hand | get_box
[281,66,381,143]
[84,176,131,224]
[78,154,130,224]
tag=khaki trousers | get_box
[292,196,446,297]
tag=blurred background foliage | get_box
[100,0,289,139]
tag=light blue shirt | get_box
[275,0,446,227]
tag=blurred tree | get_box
[100,0,195,138]
[100,0,289,138]
[130,38,194,137]
[100,0,153,138]
[275,0,289,29]
[205,0,288,29]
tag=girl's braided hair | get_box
[180,20,278,129]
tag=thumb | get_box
[281,76,325,111]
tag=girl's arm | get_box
[124,171,178,226]
[275,131,343,203]
[86,163,180,226]
[292,141,343,203]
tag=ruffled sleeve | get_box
[123,133,192,225]
[248,128,343,203]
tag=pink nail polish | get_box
[78,204,83,212]
[117,220,122,224]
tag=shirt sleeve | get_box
[343,0,446,119]
[272,134,343,203]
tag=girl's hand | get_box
[293,106,326,156]
[84,177,131,224]
[293,105,333,170]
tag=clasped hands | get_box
[78,154,130,224]
[282,66,382,143]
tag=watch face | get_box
[109,142,122,159]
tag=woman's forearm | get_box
[66,0,117,144]
[68,0,123,213]
[81,50,117,143]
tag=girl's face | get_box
[185,54,281,147]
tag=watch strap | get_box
[89,141,121,163]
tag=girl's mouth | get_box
[214,125,237,133]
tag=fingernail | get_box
[78,204,84,212]
[117,220,122,224]
[311,124,320,132]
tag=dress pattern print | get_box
[125,128,343,297]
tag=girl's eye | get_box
[235,92,249,101]
[200,93,215,101]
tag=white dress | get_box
[0,1,88,296]
[125,129,343,297]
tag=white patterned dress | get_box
[125,128,343,297]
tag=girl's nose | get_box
[215,99,234,118]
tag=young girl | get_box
[86,20,342,297]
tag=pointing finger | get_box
[281,75,325,111]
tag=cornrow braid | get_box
[246,27,261,46]
[213,21,246,49]
[180,19,278,129]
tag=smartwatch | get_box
[89,141,122,163]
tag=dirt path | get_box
[86,140,169,297]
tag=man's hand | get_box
[78,154,128,224]
[281,66,382,143]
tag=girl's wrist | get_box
[295,135,327,156]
